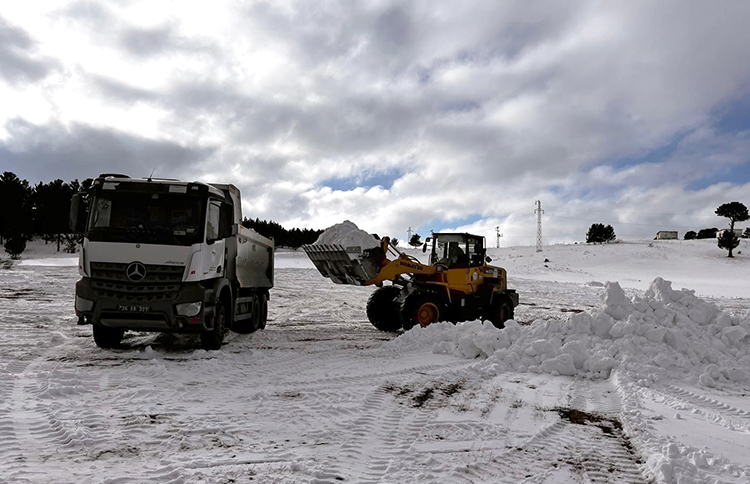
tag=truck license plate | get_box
[118,305,150,313]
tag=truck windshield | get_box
[86,192,204,246]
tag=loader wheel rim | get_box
[417,302,439,327]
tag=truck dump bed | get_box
[236,226,274,288]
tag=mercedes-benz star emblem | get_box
[126,262,147,282]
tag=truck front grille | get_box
[90,262,185,284]
[91,281,180,303]
[89,262,184,302]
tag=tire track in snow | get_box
[639,383,750,433]
[419,379,651,484]
[311,386,432,483]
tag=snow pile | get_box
[396,277,750,386]
[313,220,380,250]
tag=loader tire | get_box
[202,300,227,350]
[401,292,442,330]
[366,286,402,332]
[93,325,124,349]
[488,296,514,329]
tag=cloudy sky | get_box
[2,1,750,246]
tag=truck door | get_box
[206,201,225,277]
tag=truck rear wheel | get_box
[93,325,124,348]
[401,292,442,330]
[201,300,227,350]
[488,296,514,329]
[366,286,402,332]
[258,293,268,330]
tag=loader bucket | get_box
[302,244,382,285]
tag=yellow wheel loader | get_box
[303,233,518,331]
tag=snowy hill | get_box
[488,238,750,298]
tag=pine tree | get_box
[4,237,27,259]
[715,202,750,257]
[718,230,740,257]
[586,224,616,244]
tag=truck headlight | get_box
[176,301,202,317]
[75,295,94,312]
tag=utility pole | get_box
[407,226,413,244]
[535,200,544,252]
[495,226,503,248]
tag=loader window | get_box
[433,234,470,268]
[467,237,484,267]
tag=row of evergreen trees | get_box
[685,227,750,239]
[241,218,323,247]
[0,172,92,256]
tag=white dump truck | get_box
[70,174,274,349]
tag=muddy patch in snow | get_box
[384,379,466,408]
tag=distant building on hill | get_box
[716,228,743,238]
[655,231,678,240]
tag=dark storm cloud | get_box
[120,24,176,57]
[118,22,219,59]
[0,118,216,184]
[161,80,422,156]
[0,16,58,84]
[91,74,160,103]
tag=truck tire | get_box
[233,296,261,334]
[488,296,514,329]
[201,300,227,350]
[366,286,402,332]
[93,325,124,348]
[401,292,442,330]
[258,293,268,330]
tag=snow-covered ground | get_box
[1,239,749,483]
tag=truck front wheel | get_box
[93,325,124,348]
[201,301,227,350]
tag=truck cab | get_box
[71,174,274,349]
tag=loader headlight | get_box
[176,301,202,317]
[75,295,94,312]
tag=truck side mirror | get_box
[422,242,427,253]
[69,193,87,233]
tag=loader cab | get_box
[427,233,486,268]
